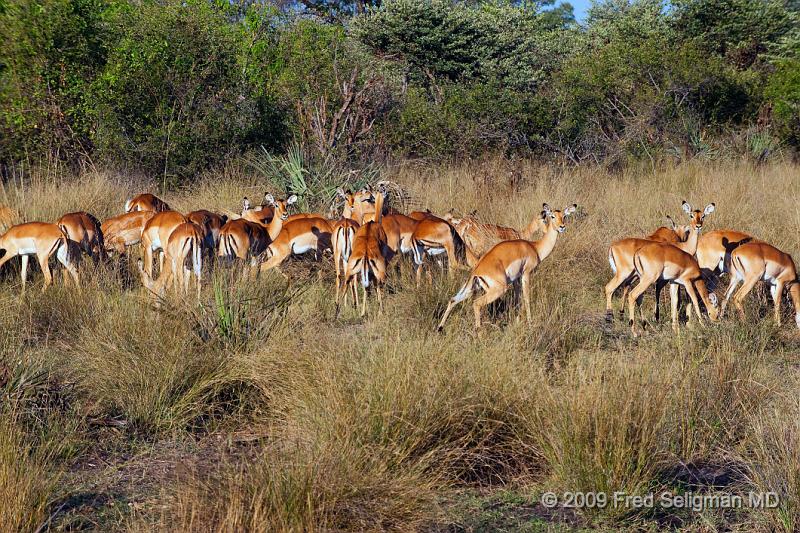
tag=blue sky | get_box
[569,0,592,21]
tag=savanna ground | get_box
[1,158,799,532]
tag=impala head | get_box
[266,194,298,220]
[665,214,691,241]
[681,201,715,231]
[338,188,357,218]
[242,197,253,213]
[542,203,577,233]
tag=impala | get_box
[605,202,715,319]
[187,210,227,262]
[695,229,753,279]
[240,194,276,225]
[101,211,154,255]
[342,190,390,316]
[451,210,547,259]
[58,211,105,262]
[218,195,295,275]
[411,215,469,284]
[331,217,360,305]
[125,193,170,213]
[0,222,80,292]
[258,217,334,275]
[627,242,719,336]
[720,241,800,328]
[338,188,376,225]
[436,204,576,331]
[138,222,204,299]
[141,210,189,277]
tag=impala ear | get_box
[264,193,275,206]
[563,204,577,216]
[336,188,346,199]
[242,197,251,211]
[704,203,716,215]
[542,203,552,216]
[286,194,298,205]
[665,214,676,229]
[682,201,692,215]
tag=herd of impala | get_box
[0,188,798,336]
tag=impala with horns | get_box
[0,222,80,292]
[125,193,170,213]
[437,204,576,331]
[341,190,390,316]
[101,211,154,255]
[627,242,719,336]
[720,241,800,328]
[138,222,204,300]
[58,211,105,262]
[605,201,715,320]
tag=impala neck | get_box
[267,215,284,241]
[532,218,560,261]
[521,215,544,240]
[677,224,701,255]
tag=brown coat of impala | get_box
[0,222,80,292]
[0,205,18,230]
[187,210,227,261]
[259,217,334,274]
[721,241,800,328]
[628,242,719,336]
[342,190,390,316]
[331,217,360,305]
[138,222,204,299]
[101,211,154,255]
[141,211,189,278]
[58,211,105,261]
[695,229,754,276]
[217,195,295,275]
[605,202,715,319]
[125,193,170,213]
[451,211,547,260]
[437,204,576,331]
[411,215,468,284]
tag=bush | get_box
[766,58,800,150]
[93,0,286,183]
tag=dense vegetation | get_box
[1,0,798,180]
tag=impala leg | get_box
[682,278,705,327]
[733,275,759,321]
[670,283,680,332]
[720,273,741,318]
[376,284,383,315]
[472,285,505,331]
[627,275,657,337]
[361,283,368,317]
[20,255,29,294]
[521,272,532,324]
[772,280,784,325]
[787,283,800,328]
[158,249,165,276]
[144,244,154,278]
[604,270,630,317]
[436,279,475,332]
[654,279,666,322]
[37,253,53,292]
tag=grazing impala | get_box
[259,217,334,275]
[218,195,295,275]
[437,204,576,331]
[58,211,105,262]
[720,241,800,328]
[411,215,469,284]
[605,202,715,319]
[101,211,154,255]
[0,222,80,292]
[627,242,719,336]
[137,222,204,299]
[125,193,170,213]
[695,229,753,279]
[141,210,189,277]
[187,210,227,262]
[342,190,390,315]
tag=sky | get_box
[569,0,592,21]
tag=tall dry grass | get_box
[0,158,798,531]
